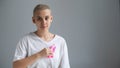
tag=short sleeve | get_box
[59,39,70,68]
[13,38,28,62]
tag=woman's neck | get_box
[34,30,55,42]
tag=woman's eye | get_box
[36,16,42,21]
[37,18,41,20]
[45,16,49,20]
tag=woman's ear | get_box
[50,16,53,23]
[32,17,35,24]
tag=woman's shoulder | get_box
[55,34,66,42]
[18,32,35,41]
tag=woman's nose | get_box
[42,19,47,24]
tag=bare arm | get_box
[13,48,53,68]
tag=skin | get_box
[32,9,54,42]
[13,9,55,68]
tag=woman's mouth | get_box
[40,25,48,28]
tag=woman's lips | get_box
[40,25,48,28]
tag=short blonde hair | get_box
[33,4,50,16]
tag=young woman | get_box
[13,4,70,68]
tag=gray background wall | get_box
[0,0,120,68]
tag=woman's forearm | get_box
[13,53,41,68]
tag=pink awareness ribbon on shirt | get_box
[48,44,56,58]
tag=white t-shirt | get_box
[13,32,70,68]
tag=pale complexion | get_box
[13,9,54,68]
[32,9,55,42]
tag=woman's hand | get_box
[38,48,53,58]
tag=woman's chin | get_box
[40,27,49,30]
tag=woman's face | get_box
[32,9,53,31]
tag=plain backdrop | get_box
[0,0,120,68]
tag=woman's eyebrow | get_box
[36,16,42,19]
[45,16,49,18]
[36,15,50,20]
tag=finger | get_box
[44,48,54,56]
[48,51,53,56]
